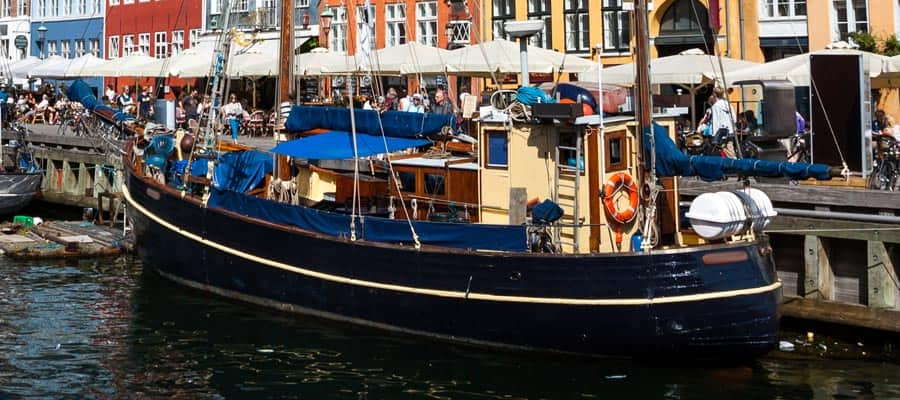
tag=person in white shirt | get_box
[105,85,116,105]
[223,93,245,143]
[709,87,736,157]
[407,94,425,113]
[397,89,411,112]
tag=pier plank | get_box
[767,216,900,243]
[867,241,900,309]
[781,296,900,333]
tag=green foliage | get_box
[883,35,900,57]
[849,31,879,53]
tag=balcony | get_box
[232,7,279,31]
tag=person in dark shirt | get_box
[138,86,154,119]
[431,89,453,115]
[182,89,199,121]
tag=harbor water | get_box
[0,254,897,399]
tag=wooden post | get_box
[509,187,527,225]
[867,240,899,309]
[803,235,834,300]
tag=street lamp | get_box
[37,22,47,60]
[320,7,333,49]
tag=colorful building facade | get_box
[0,0,32,61]
[30,0,105,92]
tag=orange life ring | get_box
[603,172,639,224]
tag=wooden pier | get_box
[0,220,132,259]
[680,178,900,332]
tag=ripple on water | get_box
[0,256,896,399]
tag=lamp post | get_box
[37,23,47,60]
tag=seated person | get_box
[117,86,135,114]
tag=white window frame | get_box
[172,30,184,55]
[190,29,200,48]
[761,0,806,19]
[75,39,85,56]
[831,0,868,42]
[123,0,134,4]
[17,0,27,15]
[1,0,10,18]
[602,0,630,53]
[36,0,46,17]
[564,0,590,53]
[356,5,376,52]
[415,1,437,47]
[154,31,167,58]
[108,36,120,58]
[61,40,70,58]
[233,0,248,12]
[109,0,119,6]
[62,0,71,15]
[90,38,100,56]
[385,3,406,47]
[329,6,348,53]
[48,41,57,57]
[296,0,309,7]
[138,32,150,55]
[122,34,134,56]
[50,0,59,16]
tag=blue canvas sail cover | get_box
[212,150,274,193]
[66,79,135,122]
[285,105,454,138]
[644,123,833,181]
[270,130,430,160]
[208,188,527,252]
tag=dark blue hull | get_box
[125,170,782,357]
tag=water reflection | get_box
[0,256,896,399]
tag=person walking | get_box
[709,87,736,157]
[223,93,245,143]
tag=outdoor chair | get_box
[247,110,267,137]
[31,110,47,124]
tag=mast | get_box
[276,0,294,180]
[633,0,659,249]
[278,0,294,104]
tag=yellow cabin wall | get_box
[295,168,337,204]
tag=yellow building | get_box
[481,0,764,66]
[806,0,900,51]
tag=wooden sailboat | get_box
[113,0,841,358]
[0,122,42,215]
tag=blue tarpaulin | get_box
[270,130,430,160]
[285,105,454,138]
[644,123,833,181]
[212,150,274,193]
[66,79,135,122]
[208,188,527,252]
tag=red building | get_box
[105,0,203,97]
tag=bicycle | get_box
[867,134,900,191]
[56,106,91,137]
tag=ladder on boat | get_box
[553,133,582,253]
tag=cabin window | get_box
[605,130,628,171]
[486,131,509,167]
[558,131,584,174]
[396,171,417,193]
[425,173,445,196]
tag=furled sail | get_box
[644,123,833,181]
[66,79,135,122]
[285,105,454,138]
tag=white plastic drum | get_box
[685,188,777,240]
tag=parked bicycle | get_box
[867,134,900,191]
[56,105,91,137]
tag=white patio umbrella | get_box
[228,50,278,78]
[418,39,595,76]
[167,48,215,78]
[4,57,42,80]
[85,53,167,77]
[295,48,360,76]
[362,42,452,75]
[728,49,889,87]
[62,54,110,78]
[26,56,69,79]
[580,48,759,86]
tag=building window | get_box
[62,0,71,15]
[108,36,119,58]
[93,0,101,13]
[297,0,309,7]
[492,0,515,40]
[109,0,119,5]
[233,0,248,12]
[527,0,551,48]
[356,5,376,52]
[138,33,150,55]
[447,20,471,45]
[36,0,45,17]
[416,1,437,47]
[385,3,406,47]
[210,0,220,14]
[78,0,87,14]
[762,0,806,18]
[17,0,27,14]
[603,0,630,52]
[50,0,59,16]
[154,32,167,58]
[75,39,85,56]
[89,38,99,56]
[328,6,347,53]
[47,41,57,57]
[486,131,508,167]
[172,30,184,55]
[1,0,9,18]
[564,0,589,52]
[122,35,134,56]
[832,0,867,41]
[61,40,70,58]
[123,0,133,3]
[190,29,200,48]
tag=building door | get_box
[654,0,714,57]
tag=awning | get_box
[271,131,430,160]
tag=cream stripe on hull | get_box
[124,184,782,306]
